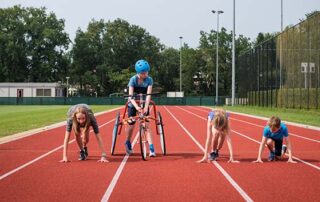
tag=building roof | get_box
[0,82,63,88]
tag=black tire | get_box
[111,112,120,155]
[157,111,166,155]
[139,124,147,161]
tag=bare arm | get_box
[60,131,71,162]
[197,120,212,163]
[284,136,297,163]
[95,133,109,163]
[225,133,239,163]
[253,136,267,163]
[128,86,143,112]
[144,85,152,112]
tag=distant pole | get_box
[232,0,235,106]
[280,0,283,89]
[66,77,70,97]
[212,10,224,105]
[179,36,183,92]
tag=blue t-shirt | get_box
[128,75,153,94]
[263,123,288,140]
[208,111,229,121]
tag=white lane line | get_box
[0,119,115,181]
[101,106,155,201]
[229,118,320,143]
[165,106,253,202]
[177,106,320,171]
[188,106,320,143]
[0,144,65,180]
[101,133,139,202]
[0,106,123,145]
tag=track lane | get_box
[0,109,118,176]
[0,108,127,201]
[107,106,247,201]
[191,106,320,140]
[177,106,320,201]
[187,106,320,166]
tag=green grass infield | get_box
[221,105,320,128]
[0,105,119,137]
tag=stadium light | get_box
[232,0,235,106]
[212,10,224,105]
[66,77,70,97]
[179,36,183,92]
[280,0,283,89]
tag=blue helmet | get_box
[135,59,150,73]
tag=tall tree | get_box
[0,5,70,82]
[71,18,163,96]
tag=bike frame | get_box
[118,99,159,135]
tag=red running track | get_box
[0,106,319,202]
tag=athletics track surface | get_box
[0,106,319,202]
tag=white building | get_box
[0,83,64,97]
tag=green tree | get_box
[0,5,70,82]
[157,48,180,92]
[71,19,106,95]
[72,18,163,96]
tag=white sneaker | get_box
[149,151,156,157]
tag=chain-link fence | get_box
[237,12,320,109]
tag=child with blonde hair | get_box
[198,109,239,163]
[60,104,108,163]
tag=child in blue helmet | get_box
[253,116,297,163]
[125,59,156,157]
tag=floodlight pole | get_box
[179,36,183,92]
[212,10,223,105]
[232,0,235,106]
[280,0,283,89]
[66,77,70,97]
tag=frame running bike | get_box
[110,93,166,160]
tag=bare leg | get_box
[217,133,226,150]
[212,131,220,151]
[125,124,135,142]
[81,130,90,147]
[146,123,153,144]
[75,133,84,150]
[266,138,274,152]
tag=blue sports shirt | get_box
[128,75,153,94]
[263,123,288,140]
[208,111,230,121]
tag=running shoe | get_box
[149,151,156,157]
[282,145,287,155]
[268,151,275,161]
[79,150,87,161]
[84,146,88,157]
[125,141,133,155]
[208,151,217,161]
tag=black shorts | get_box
[271,138,283,156]
[127,103,150,125]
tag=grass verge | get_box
[0,105,119,137]
[220,105,320,127]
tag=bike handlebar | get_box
[123,93,160,99]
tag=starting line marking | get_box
[0,119,115,181]
[165,106,254,202]
[178,106,320,171]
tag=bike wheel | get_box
[139,124,147,161]
[157,111,166,155]
[111,112,120,155]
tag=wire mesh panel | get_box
[237,12,320,109]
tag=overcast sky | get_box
[1,0,319,49]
